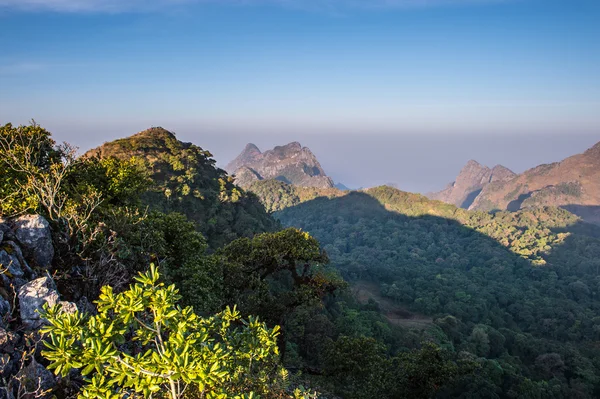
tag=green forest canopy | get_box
[250,180,600,398]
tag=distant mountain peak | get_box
[272,142,303,158]
[428,160,515,209]
[283,141,301,149]
[226,141,334,189]
[243,143,261,154]
[468,141,600,223]
[465,159,483,168]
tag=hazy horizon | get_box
[3,120,596,194]
[2,0,599,193]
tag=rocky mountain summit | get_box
[428,160,516,208]
[225,142,334,188]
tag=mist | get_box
[40,122,599,195]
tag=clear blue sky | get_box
[1,0,599,191]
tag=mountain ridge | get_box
[85,127,279,248]
[429,139,600,224]
[469,140,600,223]
[225,142,334,188]
[427,160,516,208]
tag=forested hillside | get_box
[0,123,480,399]
[85,127,279,248]
[5,122,600,398]
[249,181,600,397]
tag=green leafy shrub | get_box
[41,265,281,399]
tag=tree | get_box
[0,122,65,217]
[323,336,391,399]
[41,265,281,399]
[218,228,343,357]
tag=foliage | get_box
[41,265,281,399]
[86,127,279,249]
[248,180,344,213]
[0,122,152,264]
[0,123,489,398]
[0,122,62,216]
[275,185,600,397]
[218,228,344,353]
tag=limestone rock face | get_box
[225,143,262,174]
[13,215,54,270]
[231,166,263,187]
[17,277,71,330]
[428,161,516,209]
[226,142,334,189]
[470,141,600,224]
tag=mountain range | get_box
[225,142,334,189]
[428,140,600,224]
[4,120,600,399]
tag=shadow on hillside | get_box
[460,188,482,209]
[507,192,532,211]
[275,191,600,336]
[561,204,600,226]
[277,191,529,276]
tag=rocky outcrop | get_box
[18,277,64,330]
[428,161,516,209]
[12,215,54,270]
[0,214,73,397]
[226,142,334,189]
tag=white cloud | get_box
[0,0,508,13]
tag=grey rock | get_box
[12,277,28,291]
[18,277,59,330]
[0,296,10,320]
[58,301,77,315]
[0,250,24,279]
[16,359,56,396]
[3,241,33,276]
[0,222,9,243]
[13,215,54,270]
[0,328,19,354]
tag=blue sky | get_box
[1,0,599,191]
